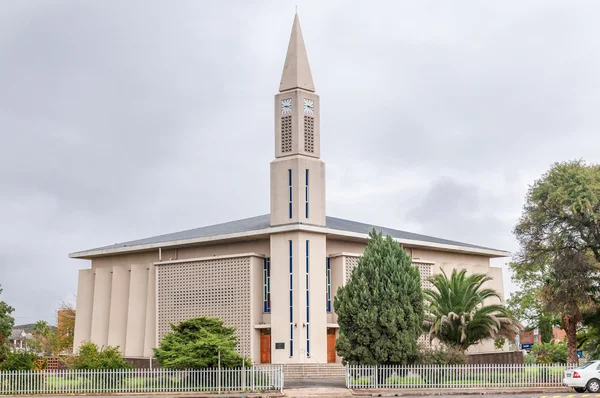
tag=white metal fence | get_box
[0,366,283,395]
[347,364,576,389]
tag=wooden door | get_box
[260,332,271,364]
[327,329,336,363]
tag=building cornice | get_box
[70,222,511,259]
[153,252,266,266]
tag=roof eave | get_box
[69,224,511,259]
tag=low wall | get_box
[124,357,160,368]
[466,351,524,364]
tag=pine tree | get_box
[334,230,424,365]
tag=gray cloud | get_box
[1,0,599,323]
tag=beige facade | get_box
[70,14,510,363]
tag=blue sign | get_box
[521,344,533,349]
[577,350,583,358]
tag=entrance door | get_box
[327,328,336,363]
[260,329,271,364]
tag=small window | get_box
[288,169,293,219]
[263,258,271,313]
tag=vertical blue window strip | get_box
[263,258,271,313]
[306,240,310,357]
[289,240,293,357]
[305,169,309,218]
[326,258,331,313]
[288,169,293,219]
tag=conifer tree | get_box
[334,230,424,365]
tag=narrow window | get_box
[305,169,309,218]
[288,169,293,219]
[263,258,271,313]
[289,240,293,357]
[305,240,310,357]
[326,258,331,313]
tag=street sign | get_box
[577,350,583,358]
[521,344,533,349]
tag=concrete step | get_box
[283,364,346,379]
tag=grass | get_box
[0,372,277,394]
[350,367,569,388]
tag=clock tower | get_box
[269,14,328,364]
[270,14,326,227]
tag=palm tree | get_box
[423,268,521,351]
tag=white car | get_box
[564,360,600,393]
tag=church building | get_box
[70,15,509,364]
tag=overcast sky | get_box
[1,1,599,325]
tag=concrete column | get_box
[90,267,112,348]
[73,269,95,352]
[143,265,156,357]
[329,256,344,324]
[125,264,149,357]
[304,232,327,363]
[107,265,130,352]
[270,233,295,364]
[250,256,265,363]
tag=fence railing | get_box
[346,364,576,389]
[0,366,283,395]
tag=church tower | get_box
[270,14,326,227]
[269,15,328,364]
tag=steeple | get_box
[279,14,315,93]
[271,14,325,228]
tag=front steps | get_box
[283,363,346,380]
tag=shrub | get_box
[524,353,536,364]
[154,317,250,369]
[0,351,45,371]
[418,345,467,365]
[530,342,567,364]
[70,341,132,369]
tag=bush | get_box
[418,346,467,365]
[524,353,536,364]
[530,342,567,364]
[70,341,132,369]
[0,351,45,371]
[154,317,250,369]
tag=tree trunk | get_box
[566,317,578,364]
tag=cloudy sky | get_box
[1,1,599,325]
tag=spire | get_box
[279,14,315,92]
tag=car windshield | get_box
[577,362,597,369]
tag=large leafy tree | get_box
[507,288,557,344]
[334,230,424,365]
[423,269,521,351]
[0,285,15,362]
[154,317,250,369]
[512,160,600,363]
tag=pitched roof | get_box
[70,214,509,258]
[10,329,26,340]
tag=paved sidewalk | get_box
[349,387,572,396]
[284,387,352,397]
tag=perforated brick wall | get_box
[416,262,434,346]
[157,256,252,356]
[344,256,359,283]
[417,263,433,290]
[303,116,314,153]
[281,116,292,153]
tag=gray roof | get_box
[10,329,26,340]
[76,214,505,255]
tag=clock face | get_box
[281,99,292,114]
[303,98,314,115]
